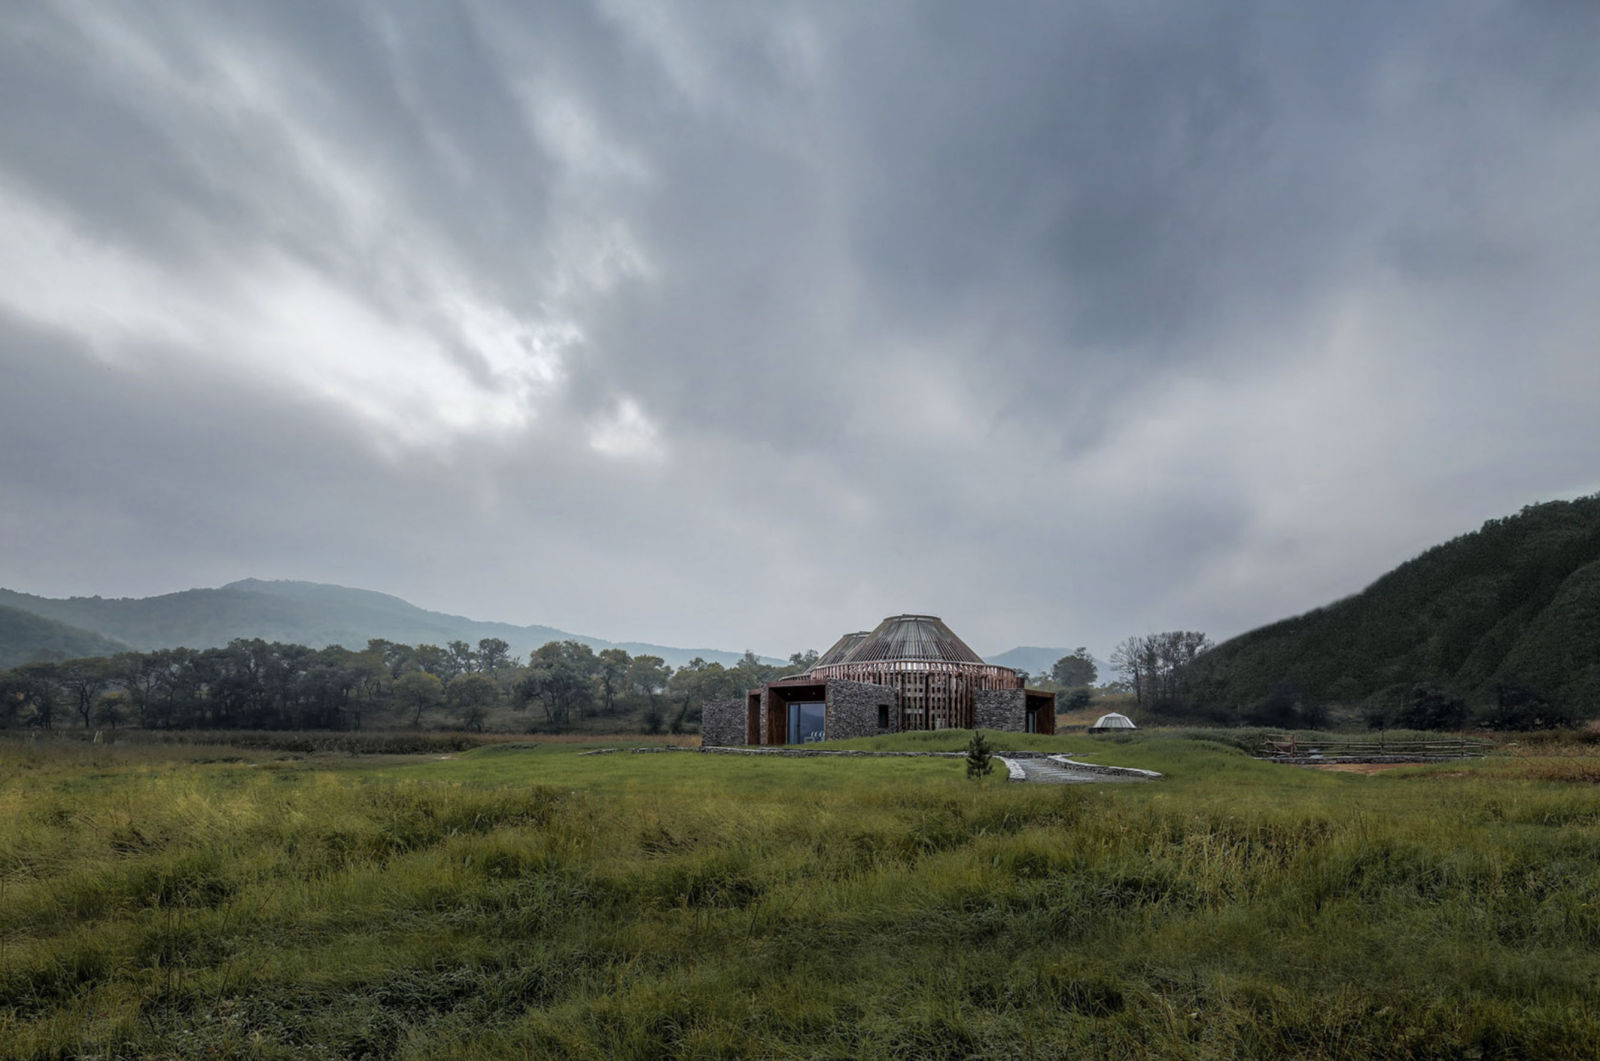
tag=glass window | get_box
[788,702,826,744]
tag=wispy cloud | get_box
[2,1,1598,656]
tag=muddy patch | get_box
[1306,762,1423,775]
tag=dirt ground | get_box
[1304,762,1420,774]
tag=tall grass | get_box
[2,734,1599,1058]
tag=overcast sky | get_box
[3,1,1598,662]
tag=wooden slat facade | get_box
[809,659,1022,731]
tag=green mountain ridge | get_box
[1188,494,1600,716]
[0,580,778,671]
[0,605,130,668]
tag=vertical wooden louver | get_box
[807,615,1022,730]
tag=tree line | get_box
[0,638,808,734]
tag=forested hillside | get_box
[0,606,127,668]
[1188,495,1600,719]
[0,579,767,669]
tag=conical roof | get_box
[811,631,870,671]
[1091,712,1136,729]
[840,615,985,665]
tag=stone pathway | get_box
[997,754,1162,783]
[1000,756,1145,784]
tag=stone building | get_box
[701,614,1056,746]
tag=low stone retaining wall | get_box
[996,756,1028,781]
[1048,754,1163,780]
[583,746,1106,760]
[578,745,1161,780]
[585,746,971,759]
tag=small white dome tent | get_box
[1089,712,1136,733]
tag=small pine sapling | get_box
[966,729,994,781]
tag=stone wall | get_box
[701,697,747,747]
[713,684,1029,745]
[975,688,1026,731]
[826,679,899,740]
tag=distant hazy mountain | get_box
[1188,495,1600,714]
[0,579,775,670]
[0,605,129,668]
[985,646,1071,675]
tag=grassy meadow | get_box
[3,730,1600,1059]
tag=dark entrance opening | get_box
[766,681,828,745]
[1025,691,1056,736]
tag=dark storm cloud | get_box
[3,0,1598,659]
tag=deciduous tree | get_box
[446,672,500,731]
[515,641,598,728]
[475,638,513,676]
[8,661,62,729]
[1396,683,1468,731]
[1111,631,1212,714]
[597,648,631,715]
[59,657,110,729]
[667,657,738,733]
[627,655,671,719]
[447,640,476,676]
[395,671,444,728]
[1050,648,1097,690]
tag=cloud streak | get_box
[3,1,1598,660]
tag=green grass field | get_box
[4,731,1600,1059]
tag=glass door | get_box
[787,702,826,743]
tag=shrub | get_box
[1396,683,1469,730]
[1478,679,1574,731]
[965,730,994,781]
